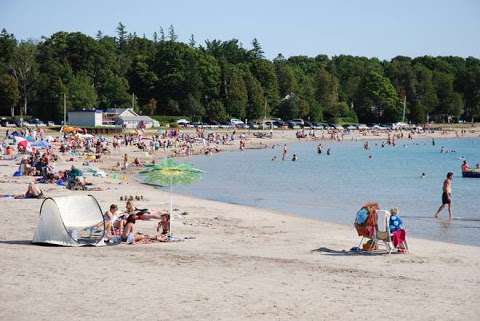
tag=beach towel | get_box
[355,208,368,224]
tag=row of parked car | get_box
[177,118,418,131]
[0,118,56,128]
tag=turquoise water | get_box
[172,138,480,246]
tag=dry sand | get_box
[1,127,480,321]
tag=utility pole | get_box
[402,95,406,123]
[63,93,67,125]
[131,93,135,111]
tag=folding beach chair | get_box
[355,208,394,254]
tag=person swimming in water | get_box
[292,154,297,161]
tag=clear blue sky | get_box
[1,0,479,60]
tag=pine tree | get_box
[168,25,178,42]
[159,27,165,42]
[189,34,196,47]
[116,22,127,48]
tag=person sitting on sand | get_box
[134,157,141,167]
[121,214,145,244]
[156,213,170,240]
[104,204,122,238]
[124,200,167,220]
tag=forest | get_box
[0,23,479,124]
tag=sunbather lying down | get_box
[13,182,45,199]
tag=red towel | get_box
[392,229,406,248]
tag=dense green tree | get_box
[250,59,279,112]
[205,99,227,121]
[249,38,264,60]
[116,22,128,49]
[0,28,16,72]
[143,98,157,115]
[0,74,19,116]
[11,41,37,115]
[244,71,265,120]
[277,94,299,120]
[355,71,401,122]
[68,73,97,109]
[315,68,338,119]
[181,94,205,119]
[275,62,298,98]
[1,26,478,123]
[223,65,248,119]
[98,72,130,108]
[168,25,178,42]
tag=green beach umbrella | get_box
[137,158,203,236]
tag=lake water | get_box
[172,137,480,246]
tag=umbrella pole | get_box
[169,176,173,238]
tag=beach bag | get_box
[362,240,377,251]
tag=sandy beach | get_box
[1,127,480,321]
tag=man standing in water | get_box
[434,172,453,220]
[282,144,288,161]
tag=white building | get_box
[107,108,159,129]
[68,110,103,127]
[68,108,158,128]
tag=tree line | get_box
[0,23,479,124]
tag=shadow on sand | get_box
[0,239,33,245]
[311,247,392,256]
[0,240,62,246]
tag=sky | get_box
[1,0,479,60]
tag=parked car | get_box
[219,122,233,129]
[357,124,368,130]
[247,121,260,129]
[329,124,344,130]
[273,120,287,128]
[191,122,205,128]
[310,122,325,129]
[176,119,190,126]
[230,118,245,126]
[371,124,384,130]
[262,121,278,129]
[345,124,357,130]
[292,119,305,126]
[30,118,46,127]
[207,120,220,129]
[47,121,56,127]
[287,120,301,129]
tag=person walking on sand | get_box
[434,172,453,220]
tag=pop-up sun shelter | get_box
[33,195,105,246]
